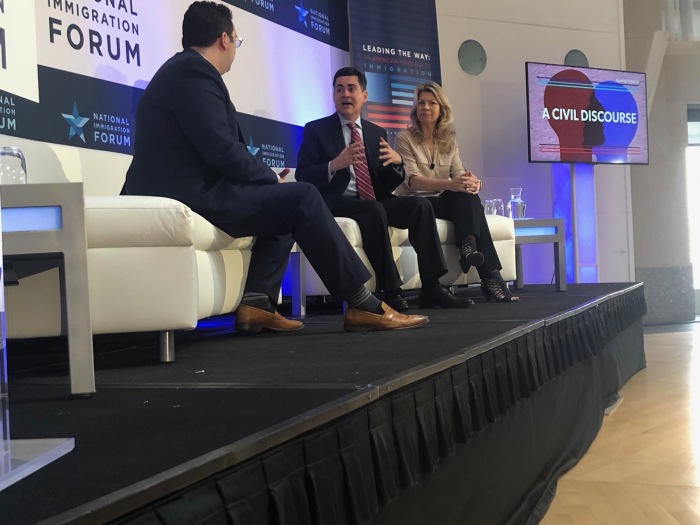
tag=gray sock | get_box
[240,291,274,313]
[346,287,383,314]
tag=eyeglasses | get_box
[229,34,243,48]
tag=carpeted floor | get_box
[0,283,634,524]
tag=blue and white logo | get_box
[247,136,260,156]
[295,1,309,27]
[61,101,90,142]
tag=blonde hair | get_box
[408,81,456,153]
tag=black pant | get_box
[427,191,502,279]
[216,182,371,301]
[331,194,447,291]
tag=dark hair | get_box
[182,1,233,49]
[333,67,367,91]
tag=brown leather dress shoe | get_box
[235,305,304,333]
[344,302,429,332]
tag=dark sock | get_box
[240,291,274,313]
[460,235,476,247]
[422,279,441,293]
[347,287,383,314]
[384,288,403,300]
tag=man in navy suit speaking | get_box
[296,67,472,311]
[122,2,428,332]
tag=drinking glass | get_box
[493,198,505,216]
[508,187,526,218]
[484,199,496,215]
[0,147,27,185]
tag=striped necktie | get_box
[347,122,376,200]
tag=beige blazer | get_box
[394,129,465,197]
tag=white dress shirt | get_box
[329,115,364,196]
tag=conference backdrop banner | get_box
[0,0,348,166]
[348,0,441,138]
[222,0,348,50]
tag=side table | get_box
[1,182,95,396]
[513,218,567,292]
[1,184,76,491]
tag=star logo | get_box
[295,1,309,27]
[247,136,260,156]
[61,101,90,143]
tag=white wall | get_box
[437,1,622,34]
[633,42,699,268]
[436,0,634,283]
[623,0,698,322]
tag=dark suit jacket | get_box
[296,113,404,208]
[122,49,278,226]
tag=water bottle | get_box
[507,187,526,219]
[0,147,27,184]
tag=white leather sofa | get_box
[5,195,254,361]
[294,214,516,298]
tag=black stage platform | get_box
[0,283,647,525]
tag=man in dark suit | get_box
[122,2,428,332]
[296,67,473,311]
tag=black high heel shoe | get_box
[480,271,520,302]
[459,238,484,274]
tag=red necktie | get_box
[347,122,376,200]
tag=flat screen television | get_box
[526,62,649,165]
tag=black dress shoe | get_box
[419,285,474,308]
[384,289,409,312]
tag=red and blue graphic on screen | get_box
[526,62,649,165]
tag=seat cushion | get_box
[482,214,515,243]
[85,195,254,251]
[85,195,195,248]
[430,216,515,245]
[192,212,254,251]
[334,217,365,247]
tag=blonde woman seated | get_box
[394,81,519,302]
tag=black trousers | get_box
[426,191,502,279]
[330,194,447,292]
[216,182,371,302]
